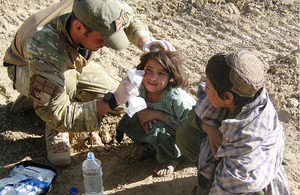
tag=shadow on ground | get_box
[0,104,197,195]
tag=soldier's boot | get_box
[10,94,34,113]
[45,125,71,167]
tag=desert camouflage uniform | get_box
[3,0,152,132]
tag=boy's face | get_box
[204,77,226,108]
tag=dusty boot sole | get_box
[45,126,71,167]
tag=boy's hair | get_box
[137,46,188,89]
[205,50,264,106]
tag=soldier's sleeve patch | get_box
[29,75,56,106]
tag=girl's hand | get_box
[142,120,157,133]
[138,109,164,132]
[138,109,162,124]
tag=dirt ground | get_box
[0,0,299,194]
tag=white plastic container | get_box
[82,152,103,195]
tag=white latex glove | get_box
[126,96,147,117]
[142,40,176,52]
[114,69,145,105]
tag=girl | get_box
[116,46,196,176]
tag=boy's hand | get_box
[202,123,223,159]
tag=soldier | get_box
[3,0,175,167]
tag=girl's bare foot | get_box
[154,164,175,176]
[154,157,184,177]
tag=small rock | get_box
[277,93,285,103]
[100,129,112,144]
[267,66,277,75]
[277,109,291,123]
[90,132,103,146]
[276,53,286,60]
[281,0,293,5]
[269,93,279,105]
[249,7,262,16]
[287,98,298,107]
[227,3,240,15]
[208,0,225,3]
[290,56,298,66]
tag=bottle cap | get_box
[70,187,78,194]
[87,152,95,159]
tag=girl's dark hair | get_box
[205,53,258,106]
[137,46,188,89]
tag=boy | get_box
[176,50,289,194]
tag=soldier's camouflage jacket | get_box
[3,0,152,132]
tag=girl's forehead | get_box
[146,59,167,71]
[146,58,160,64]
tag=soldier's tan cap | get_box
[73,0,130,50]
[225,50,265,97]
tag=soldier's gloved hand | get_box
[114,69,144,105]
[142,40,176,52]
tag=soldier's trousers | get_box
[9,61,124,114]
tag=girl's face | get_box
[143,58,170,95]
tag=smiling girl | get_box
[116,46,196,176]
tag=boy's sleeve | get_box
[208,93,289,194]
[195,97,220,127]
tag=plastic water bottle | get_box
[82,152,104,195]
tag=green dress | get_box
[117,86,196,163]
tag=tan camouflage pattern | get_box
[14,65,31,97]
[3,0,73,66]
[76,62,120,101]
[117,0,154,49]
[76,62,126,115]
[3,0,150,132]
